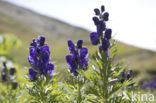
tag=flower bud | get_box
[68,40,75,53]
[10,67,16,75]
[102,38,110,51]
[103,12,109,21]
[77,40,83,49]
[94,8,100,15]
[90,32,99,45]
[92,17,99,25]
[101,5,105,12]
[105,29,112,39]
[121,78,125,83]
[38,35,45,46]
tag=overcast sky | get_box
[5,0,156,51]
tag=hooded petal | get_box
[105,28,112,39]
[48,63,54,76]
[77,40,83,49]
[68,40,75,53]
[90,32,99,45]
[37,35,45,46]
[102,38,110,51]
[80,47,88,59]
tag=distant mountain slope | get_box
[0,1,156,78]
[0,1,89,42]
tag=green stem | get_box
[77,74,81,103]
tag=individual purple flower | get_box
[99,20,106,31]
[94,8,100,15]
[68,40,75,53]
[101,5,105,12]
[92,17,99,25]
[121,78,125,84]
[28,36,54,81]
[102,38,110,51]
[103,12,109,21]
[29,68,37,81]
[37,35,45,46]
[79,47,88,69]
[66,40,88,76]
[9,67,16,75]
[105,29,112,39]
[48,63,54,76]
[77,40,83,49]
[90,32,99,45]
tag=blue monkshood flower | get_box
[90,5,112,55]
[37,35,45,46]
[96,25,102,36]
[101,5,105,12]
[29,68,37,81]
[77,40,83,49]
[94,8,100,15]
[149,80,156,88]
[105,29,112,40]
[28,36,54,81]
[103,12,109,21]
[148,76,156,89]
[121,78,125,83]
[79,47,88,69]
[127,73,131,80]
[9,67,16,75]
[99,20,106,31]
[102,38,110,51]
[66,40,88,76]
[68,40,75,53]
[66,55,78,74]
[93,17,99,25]
[90,32,99,45]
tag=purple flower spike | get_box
[105,29,112,39]
[90,32,99,45]
[28,36,54,81]
[66,40,88,76]
[77,40,83,49]
[29,68,37,81]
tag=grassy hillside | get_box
[0,1,156,78]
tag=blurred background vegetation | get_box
[0,1,156,81]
